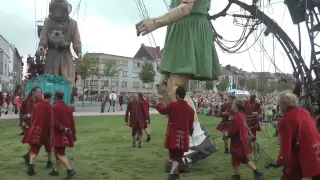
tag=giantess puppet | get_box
[136,0,220,164]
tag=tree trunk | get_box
[82,79,85,107]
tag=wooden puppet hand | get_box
[136,18,160,36]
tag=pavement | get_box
[1,104,159,120]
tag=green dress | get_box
[160,0,221,80]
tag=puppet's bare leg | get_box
[167,74,189,102]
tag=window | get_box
[103,80,109,86]
[133,82,140,88]
[132,72,139,78]
[134,62,140,68]
[122,71,127,77]
[111,81,117,86]
[121,60,128,67]
[121,81,127,87]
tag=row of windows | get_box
[85,80,153,88]
[99,58,142,69]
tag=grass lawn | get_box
[0,115,282,180]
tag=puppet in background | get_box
[266,91,320,180]
[244,94,261,137]
[125,95,148,148]
[136,0,219,165]
[155,87,194,180]
[23,92,53,176]
[20,86,42,165]
[37,0,82,106]
[216,95,235,154]
[49,91,76,179]
[224,99,263,180]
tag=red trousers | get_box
[168,149,184,163]
[54,147,66,159]
[30,144,50,155]
[231,154,249,168]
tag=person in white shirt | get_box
[108,91,117,112]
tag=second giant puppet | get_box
[136,0,220,165]
[38,0,81,87]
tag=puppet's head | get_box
[49,0,72,22]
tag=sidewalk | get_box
[0,110,160,120]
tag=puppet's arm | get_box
[153,0,195,28]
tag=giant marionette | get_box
[136,0,220,168]
[37,0,82,89]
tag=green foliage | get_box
[245,78,257,91]
[217,76,228,91]
[102,60,120,78]
[75,53,99,80]
[204,81,214,90]
[139,61,156,83]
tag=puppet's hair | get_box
[277,90,298,108]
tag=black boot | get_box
[167,174,177,180]
[138,142,142,148]
[23,153,29,166]
[229,175,240,180]
[66,169,76,179]
[224,148,229,154]
[132,141,136,148]
[175,174,180,179]
[46,161,53,168]
[27,164,36,176]
[254,169,263,180]
[136,136,139,141]
[48,169,59,176]
[146,135,151,142]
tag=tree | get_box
[245,78,257,91]
[139,61,156,91]
[204,81,214,91]
[101,60,120,91]
[217,76,228,91]
[75,53,98,106]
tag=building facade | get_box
[0,35,23,91]
[76,44,161,94]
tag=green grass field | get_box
[0,115,282,180]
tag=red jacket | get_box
[51,101,76,148]
[125,101,147,128]
[155,100,194,152]
[228,112,252,157]
[277,107,320,178]
[22,101,52,146]
[139,98,150,122]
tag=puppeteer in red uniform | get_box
[49,91,76,179]
[22,92,53,176]
[224,99,263,180]
[155,87,194,180]
[244,94,261,137]
[216,95,235,153]
[138,93,151,142]
[266,91,320,180]
[20,86,42,165]
[119,93,124,110]
[125,95,148,148]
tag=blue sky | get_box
[0,0,313,75]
